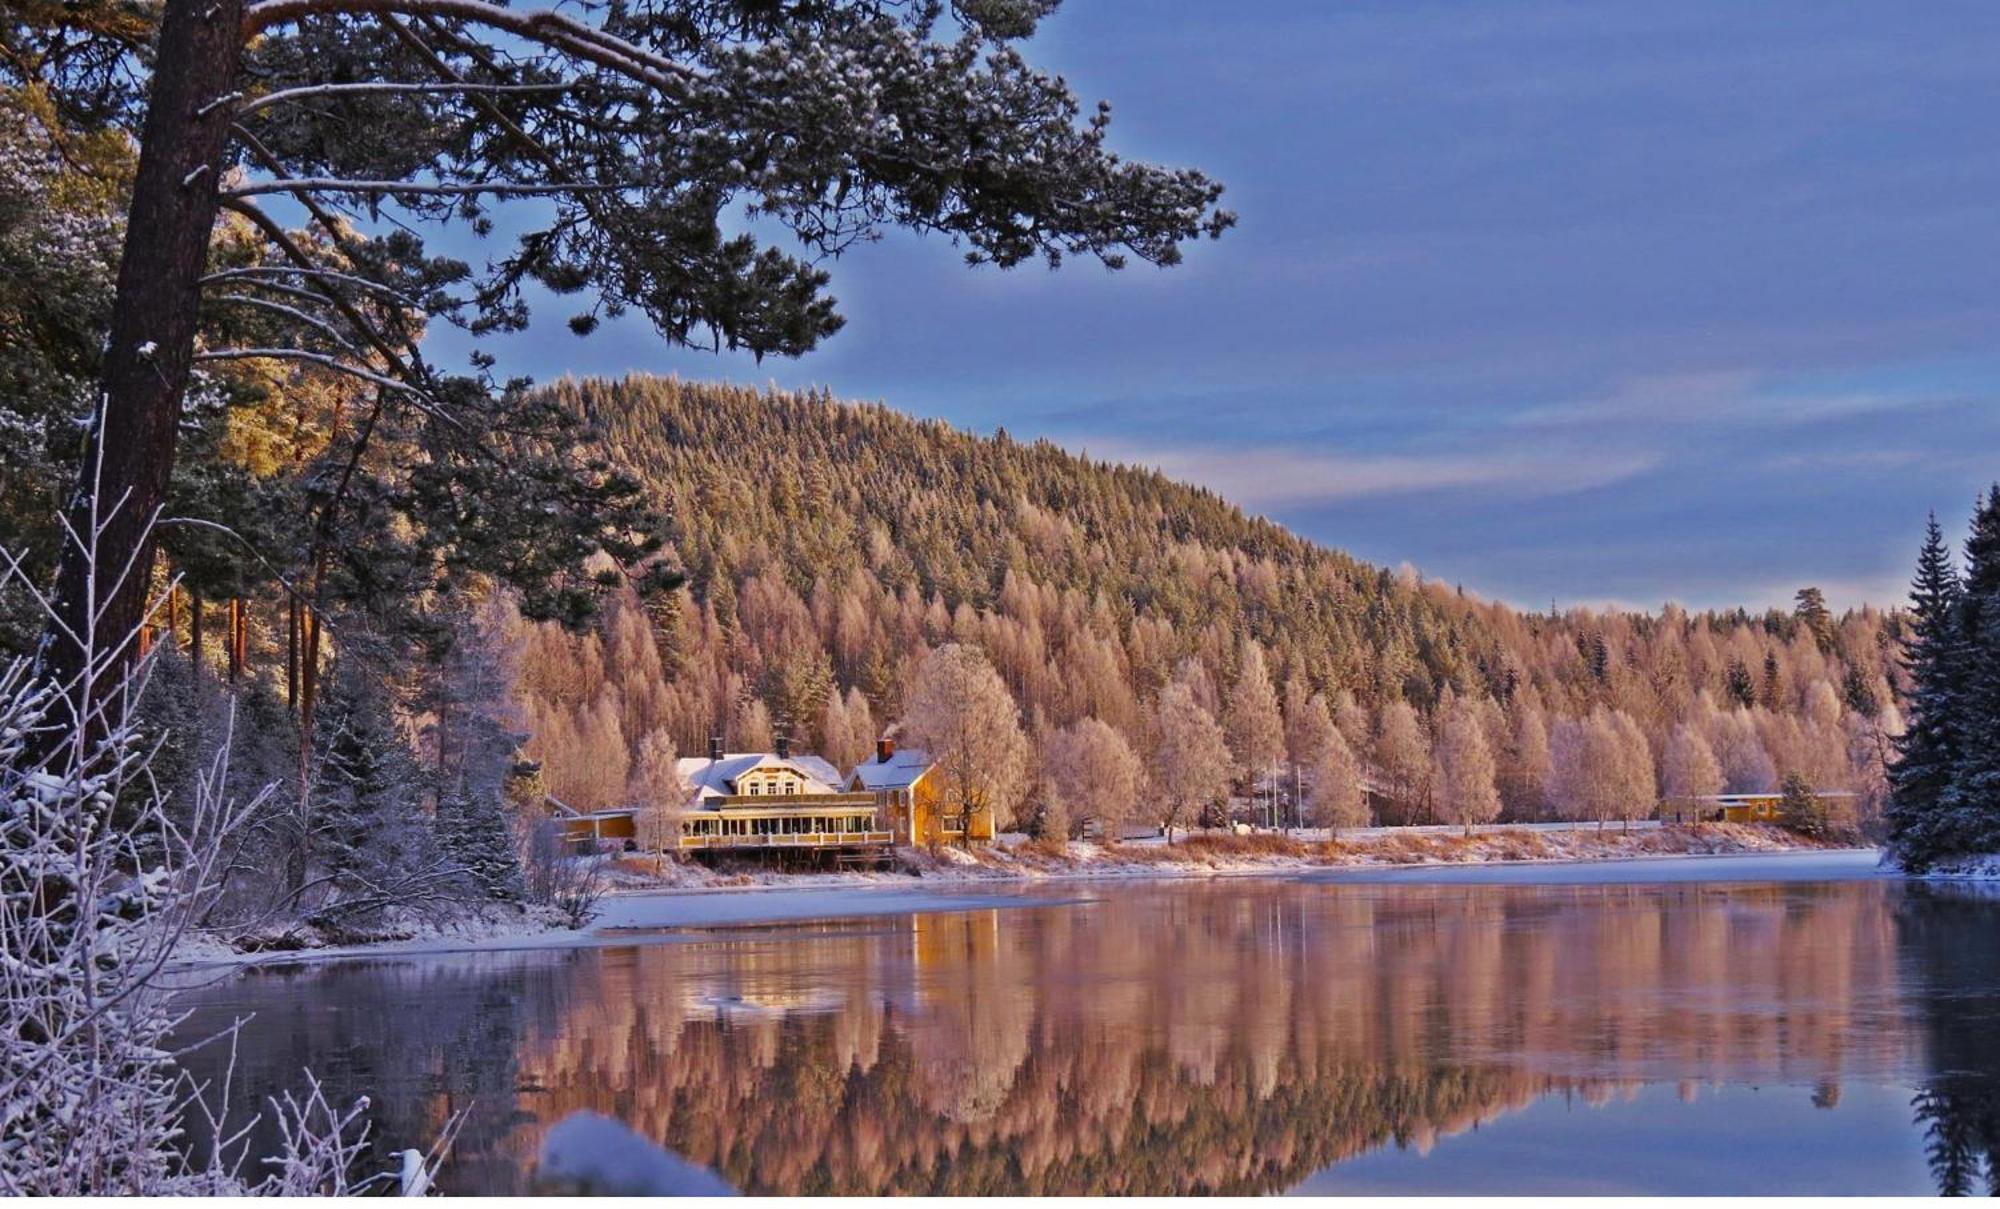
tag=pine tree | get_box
[1887,513,1967,870]
[1939,488,2000,861]
[1794,586,1836,652]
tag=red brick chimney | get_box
[876,738,895,763]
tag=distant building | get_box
[847,739,995,846]
[547,797,637,847]
[673,737,889,860]
[1698,791,1854,824]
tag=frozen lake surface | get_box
[176,853,1997,1195]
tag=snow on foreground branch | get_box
[0,514,449,1194]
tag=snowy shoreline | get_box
[168,829,1881,972]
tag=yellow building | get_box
[847,740,995,847]
[672,741,890,859]
[548,797,637,847]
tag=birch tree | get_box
[1224,637,1283,786]
[900,643,1030,836]
[1044,716,1142,843]
[1433,699,1500,835]
[1307,727,1368,835]
[1660,722,1723,821]
[1373,700,1432,825]
[628,728,685,865]
[1151,680,1231,843]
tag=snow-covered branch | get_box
[225,177,629,200]
[240,79,573,116]
[192,347,423,399]
[212,294,366,355]
[242,0,700,93]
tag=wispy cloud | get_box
[1078,442,1660,508]
[1513,369,1949,430]
[1762,448,1925,472]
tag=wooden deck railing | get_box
[678,830,894,850]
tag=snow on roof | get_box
[848,747,934,792]
[673,752,846,805]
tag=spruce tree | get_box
[437,784,522,903]
[1940,487,2000,861]
[1724,658,1756,709]
[1887,513,1967,870]
[312,663,417,896]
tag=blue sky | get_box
[445,0,2000,613]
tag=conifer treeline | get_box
[504,376,1902,828]
[1886,491,2000,870]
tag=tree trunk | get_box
[228,596,246,681]
[189,584,204,678]
[38,0,246,741]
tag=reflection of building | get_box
[675,738,888,859]
[847,739,994,845]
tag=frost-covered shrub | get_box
[0,511,445,1193]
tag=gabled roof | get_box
[674,752,846,804]
[848,748,935,792]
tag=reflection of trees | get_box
[178,880,1925,1195]
[172,950,583,1189]
[1900,886,2000,1196]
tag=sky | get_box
[441,0,2000,614]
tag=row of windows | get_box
[682,814,878,836]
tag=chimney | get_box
[708,736,723,761]
[775,734,791,759]
[876,738,895,764]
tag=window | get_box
[747,784,760,796]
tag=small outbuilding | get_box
[847,739,994,846]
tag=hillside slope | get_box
[506,376,1901,826]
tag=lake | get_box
[171,856,2000,1195]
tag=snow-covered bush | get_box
[0,498,446,1193]
[516,818,604,928]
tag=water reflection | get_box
[176,878,2000,1195]
[1900,886,2000,1196]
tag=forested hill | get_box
[565,374,1489,705]
[508,375,1902,827]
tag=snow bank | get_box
[535,1112,735,1196]
[1911,853,2000,881]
